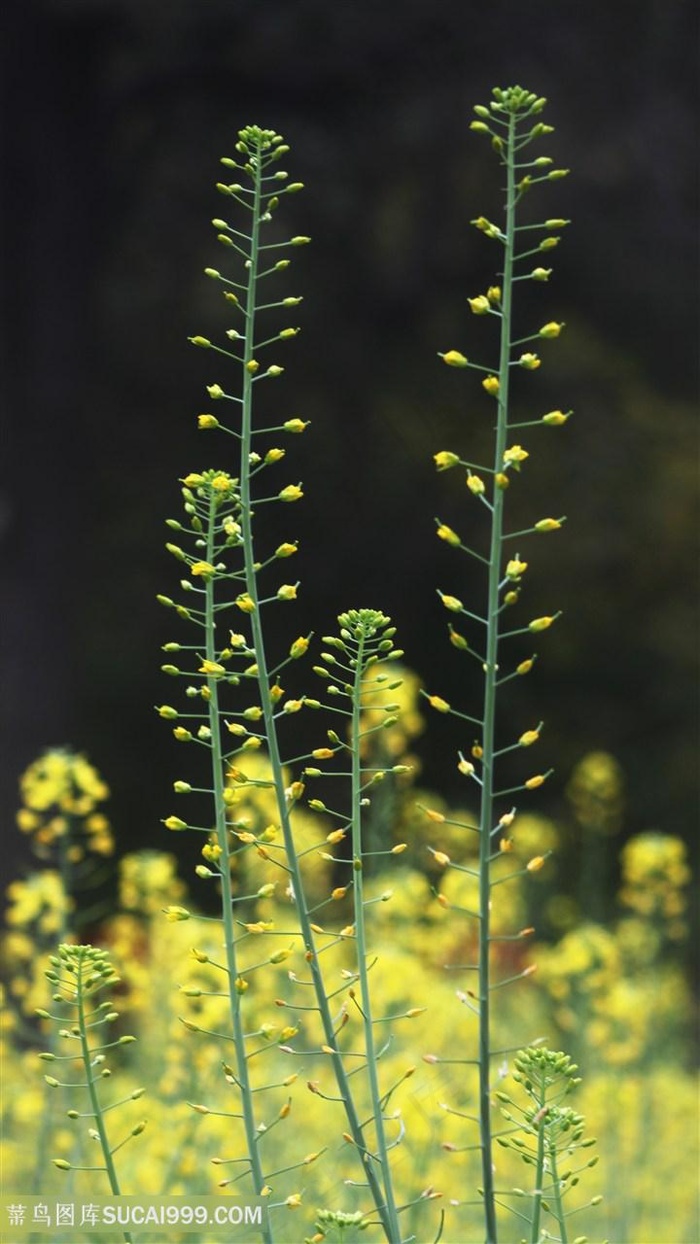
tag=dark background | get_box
[1,1,697,899]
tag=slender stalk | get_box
[350,627,402,1242]
[477,108,516,1244]
[548,1142,569,1244]
[74,958,132,1244]
[202,494,272,1240]
[235,136,394,1235]
[529,1105,546,1244]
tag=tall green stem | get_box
[478,109,516,1244]
[350,631,402,1242]
[203,496,272,1241]
[236,139,394,1237]
[548,1143,568,1244]
[75,959,132,1244]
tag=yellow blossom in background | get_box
[567,751,624,837]
[619,833,691,934]
[19,750,108,818]
[5,872,72,938]
[120,852,186,915]
[16,749,113,862]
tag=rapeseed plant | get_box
[1,89,695,1244]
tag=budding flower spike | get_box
[157,125,415,1243]
[37,945,143,1240]
[433,85,574,1242]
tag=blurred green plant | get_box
[38,944,145,1243]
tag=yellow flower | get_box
[289,636,309,659]
[199,659,226,675]
[519,352,541,369]
[441,349,469,367]
[528,615,556,632]
[503,445,529,467]
[283,418,309,433]
[440,594,463,612]
[539,321,564,338]
[506,558,528,579]
[434,451,459,471]
[535,517,563,532]
[428,695,450,713]
[277,584,298,601]
[235,593,256,613]
[468,295,491,315]
[519,729,540,747]
[279,484,303,502]
[482,375,500,395]
[197,414,219,429]
[466,472,485,495]
[542,409,571,426]
[190,561,216,578]
[471,216,501,238]
[163,816,187,831]
[437,524,460,546]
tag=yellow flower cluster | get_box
[619,832,691,936]
[17,749,113,860]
